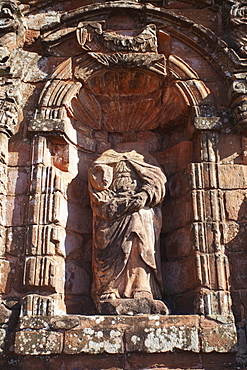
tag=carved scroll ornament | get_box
[230,2,247,57]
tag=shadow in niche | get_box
[225,195,247,325]
[64,152,97,315]
[0,298,20,365]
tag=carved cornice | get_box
[37,1,240,80]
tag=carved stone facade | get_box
[0,0,247,368]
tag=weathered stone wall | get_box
[0,0,247,368]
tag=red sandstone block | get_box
[64,327,124,354]
[6,226,25,256]
[162,192,193,233]
[162,256,199,295]
[126,352,201,370]
[225,222,247,252]
[201,353,238,369]
[7,167,29,195]
[168,169,192,198]
[224,190,247,221]
[115,140,152,154]
[66,203,92,234]
[173,8,219,32]
[67,178,89,206]
[8,139,31,167]
[228,252,247,290]
[231,291,243,324]
[170,38,218,82]
[95,131,111,154]
[172,291,201,315]
[219,165,247,189]
[64,230,84,257]
[65,260,91,295]
[155,141,193,177]
[164,226,193,259]
[137,131,161,153]
[62,353,125,370]
[14,330,63,355]
[199,317,237,353]
[0,226,6,258]
[0,260,11,294]
[206,81,228,109]
[240,292,247,322]
[219,134,242,164]
[48,36,82,58]
[52,144,69,172]
[125,315,200,353]
[6,195,28,226]
[77,152,97,179]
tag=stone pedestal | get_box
[12,315,237,356]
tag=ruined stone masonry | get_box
[0,0,247,369]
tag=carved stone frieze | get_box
[0,0,26,53]
[229,74,247,133]
[0,78,22,136]
[102,24,158,53]
[88,52,166,75]
[76,22,103,52]
[77,22,158,53]
[229,1,247,58]
[75,20,166,77]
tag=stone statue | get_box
[88,149,169,314]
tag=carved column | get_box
[0,79,21,302]
[193,125,232,317]
[21,133,67,315]
[0,131,10,300]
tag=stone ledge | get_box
[12,315,237,356]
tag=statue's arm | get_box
[91,192,131,220]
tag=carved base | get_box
[98,298,169,315]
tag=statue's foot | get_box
[100,292,117,300]
[133,291,153,300]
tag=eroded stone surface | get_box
[0,1,245,366]
[200,317,237,353]
[15,330,63,355]
[89,150,167,313]
[14,315,237,356]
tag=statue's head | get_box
[89,164,113,191]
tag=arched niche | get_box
[22,2,234,318]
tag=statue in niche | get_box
[88,149,169,315]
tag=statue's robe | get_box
[89,150,166,303]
